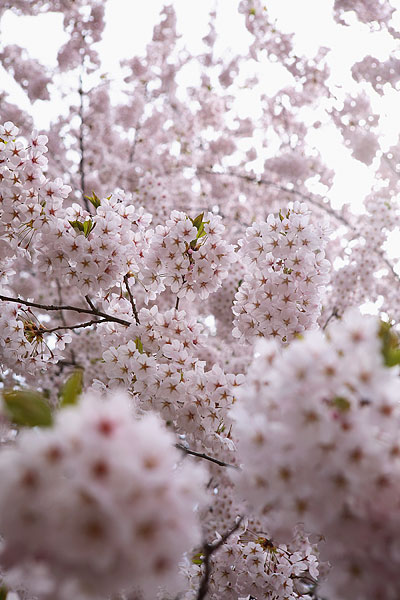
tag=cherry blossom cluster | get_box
[232,202,330,343]
[0,121,66,256]
[0,123,152,297]
[328,194,400,317]
[36,193,152,295]
[140,210,236,302]
[0,390,206,600]
[233,309,400,600]
[0,46,51,102]
[102,305,243,456]
[333,0,396,26]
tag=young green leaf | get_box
[192,213,204,230]
[379,321,400,367]
[333,396,350,412]
[84,191,101,209]
[69,220,85,233]
[2,389,53,427]
[59,369,84,407]
[135,337,144,354]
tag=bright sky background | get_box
[1,0,400,219]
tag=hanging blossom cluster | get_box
[0,390,206,600]
[233,309,400,600]
[102,305,244,455]
[232,202,330,343]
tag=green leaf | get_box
[69,219,85,233]
[192,213,204,230]
[83,219,96,237]
[379,320,400,367]
[59,370,83,407]
[84,191,101,209]
[3,389,53,427]
[333,396,350,412]
[196,222,205,238]
[385,349,400,367]
[70,219,96,238]
[192,552,204,565]
[135,337,144,354]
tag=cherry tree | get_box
[1,1,400,599]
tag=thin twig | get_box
[322,307,339,330]
[44,318,107,334]
[123,274,140,325]
[0,295,131,327]
[196,516,244,600]
[175,443,238,469]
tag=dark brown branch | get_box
[175,443,238,469]
[196,516,244,600]
[85,295,97,312]
[123,274,140,325]
[0,295,131,327]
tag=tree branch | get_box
[85,295,97,312]
[175,443,239,469]
[0,295,131,327]
[196,516,244,600]
[123,274,140,324]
